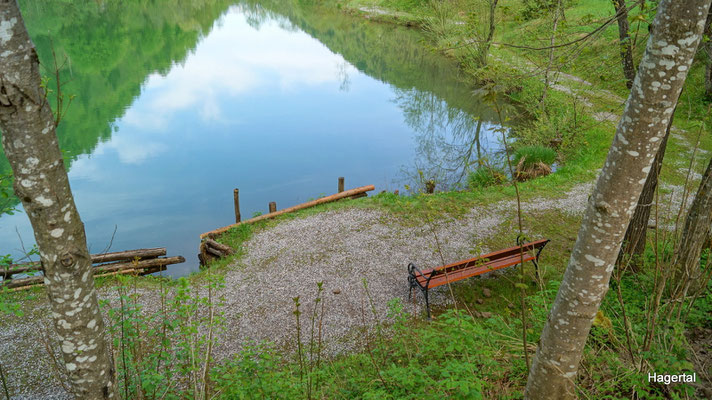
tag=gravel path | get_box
[0,184,593,399]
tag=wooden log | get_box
[200,239,234,266]
[269,201,277,213]
[8,284,42,292]
[205,239,234,254]
[2,247,167,277]
[93,256,185,275]
[2,261,175,290]
[1,275,43,289]
[138,266,167,276]
[205,246,226,258]
[338,177,344,193]
[234,188,241,223]
[0,265,39,279]
[349,192,368,200]
[200,185,375,239]
[90,248,166,264]
[94,269,138,278]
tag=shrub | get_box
[467,166,506,189]
[512,145,556,181]
[513,145,557,168]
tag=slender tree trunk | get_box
[671,156,712,293]
[524,1,712,398]
[541,0,563,107]
[0,2,116,399]
[704,5,712,99]
[479,0,499,67]
[612,0,636,89]
[618,109,675,266]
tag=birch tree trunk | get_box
[612,0,636,89]
[524,0,712,398]
[0,1,116,399]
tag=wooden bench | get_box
[407,238,550,318]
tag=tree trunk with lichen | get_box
[524,0,712,398]
[0,1,116,399]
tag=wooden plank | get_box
[421,239,549,276]
[426,254,536,288]
[200,185,376,239]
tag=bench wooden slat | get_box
[408,239,549,318]
[424,253,536,288]
[417,238,549,279]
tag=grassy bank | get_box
[196,1,712,398]
[2,0,711,398]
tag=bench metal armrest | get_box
[516,235,550,261]
[535,240,550,260]
[408,262,433,290]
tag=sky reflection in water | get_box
[0,5,502,276]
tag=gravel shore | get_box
[0,185,594,399]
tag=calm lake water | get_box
[0,1,504,276]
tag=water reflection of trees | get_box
[394,88,502,191]
[0,0,236,214]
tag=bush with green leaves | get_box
[521,0,566,20]
[102,272,225,399]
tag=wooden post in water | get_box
[338,177,344,193]
[269,202,277,213]
[234,188,241,223]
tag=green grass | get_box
[3,1,711,398]
[467,166,506,189]
[512,145,557,168]
[196,1,712,398]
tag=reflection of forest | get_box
[0,0,236,177]
[395,88,502,189]
[1,0,505,195]
[239,0,504,189]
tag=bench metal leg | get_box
[407,280,432,319]
[424,288,431,319]
[532,259,541,282]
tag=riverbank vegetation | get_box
[208,0,712,398]
[1,0,711,398]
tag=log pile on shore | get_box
[0,248,185,291]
